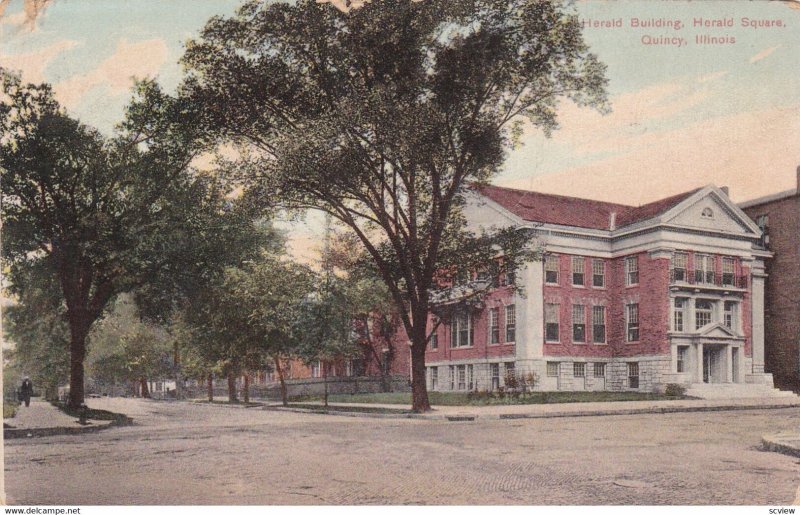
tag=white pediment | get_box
[698,323,737,338]
[462,190,522,233]
[662,187,759,235]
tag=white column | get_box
[750,260,767,374]
[696,343,704,383]
[515,260,543,364]
[725,346,733,383]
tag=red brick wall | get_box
[543,254,613,358]
[424,286,517,362]
[543,252,670,358]
[744,195,800,387]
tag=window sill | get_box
[572,284,586,289]
[545,282,560,287]
[625,284,639,288]
[545,340,561,344]
[592,341,608,345]
[626,341,641,344]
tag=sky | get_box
[2,0,799,259]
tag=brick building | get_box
[417,183,777,394]
[740,168,800,391]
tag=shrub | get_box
[664,383,686,397]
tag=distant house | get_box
[403,183,781,395]
[740,167,800,391]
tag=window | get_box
[500,269,516,287]
[724,301,738,331]
[673,297,687,332]
[695,299,713,329]
[545,303,560,342]
[626,303,639,342]
[504,362,515,383]
[547,361,560,377]
[312,361,322,378]
[544,255,559,284]
[677,346,689,373]
[572,304,586,342]
[756,214,770,248]
[594,363,606,378]
[592,259,605,287]
[722,258,735,286]
[457,365,466,390]
[573,362,586,378]
[628,362,640,389]
[467,365,474,390]
[592,305,606,343]
[672,252,688,282]
[451,310,472,347]
[490,363,500,390]
[430,367,438,390]
[449,366,455,390]
[625,256,639,285]
[489,308,500,344]
[572,256,585,286]
[505,304,516,343]
[429,327,438,350]
[695,254,715,284]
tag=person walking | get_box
[20,376,33,407]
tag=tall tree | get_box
[181,254,314,404]
[181,0,608,411]
[0,70,223,408]
[87,294,173,397]
[295,273,363,407]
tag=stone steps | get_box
[685,383,798,399]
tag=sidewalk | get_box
[269,395,800,420]
[762,432,800,458]
[3,398,114,438]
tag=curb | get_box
[4,420,118,439]
[267,401,800,421]
[762,434,800,458]
[265,406,426,419]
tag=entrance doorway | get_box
[703,346,724,383]
[731,347,739,383]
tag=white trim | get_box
[738,188,798,209]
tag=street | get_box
[5,398,800,505]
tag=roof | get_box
[474,184,701,231]
[738,188,798,209]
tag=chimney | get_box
[609,211,617,231]
[796,165,800,193]
[720,186,729,196]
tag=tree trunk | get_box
[227,372,237,403]
[273,355,288,406]
[207,372,213,402]
[67,322,90,409]
[243,372,250,404]
[140,377,151,399]
[410,327,431,413]
[323,362,329,408]
[173,341,183,400]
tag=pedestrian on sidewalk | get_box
[20,376,33,407]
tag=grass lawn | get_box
[3,401,19,419]
[291,391,690,406]
[285,403,414,415]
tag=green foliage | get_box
[87,294,173,388]
[180,252,315,377]
[294,274,363,366]
[664,383,687,397]
[0,69,267,406]
[180,0,609,410]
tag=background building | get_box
[740,167,800,391]
[416,184,781,396]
